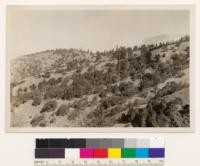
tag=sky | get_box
[6,6,190,58]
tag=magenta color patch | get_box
[80,148,94,158]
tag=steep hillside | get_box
[10,36,190,128]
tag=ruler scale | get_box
[34,159,165,166]
[34,138,165,166]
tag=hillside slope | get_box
[10,36,190,127]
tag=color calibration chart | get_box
[34,138,165,166]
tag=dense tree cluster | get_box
[118,96,189,127]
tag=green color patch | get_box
[121,148,136,158]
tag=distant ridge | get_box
[143,34,183,45]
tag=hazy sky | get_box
[7,7,189,57]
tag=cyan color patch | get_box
[136,148,149,158]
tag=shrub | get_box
[140,72,160,89]
[145,97,189,127]
[147,98,167,114]
[145,98,168,127]
[29,84,36,90]
[119,82,135,97]
[32,96,41,106]
[42,72,50,78]
[44,86,62,99]
[116,59,129,79]
[131,108,147,127]
[56,77,63,84]
[156,81,180,97]
[157,62,171,77]
[118,113,129,123]
[67,109,79,121]
[85,107,105,127]
[72,74,92,98]
[99,90,106,98]
[31,115,45,127]
[61,86,74,100]
[164,97,183,115]
[50,118,56,124]
[39,122,46,127]
[56,104,69,116]
[104,105,122,117]
[15,89,42,106]
[100,96,121,110]
[40,100,57,113]
[181,104,189,114]
[110,85,120,96]
[38,81,47,91]
[23,87,28,92]
[47,77,57,86]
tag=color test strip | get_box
[35,149,65,158]
[65,148,79,159]
[86,139,124,148]
[35,138,165,159]
[136,139,150,148]
[93,148,108,158]
[150,138,165,148]
[80,148,93,158]
[111,139,124,147]
[36,139,49,148]
[86,139,100,148]
[36,138,165,148]
[35,149,50,158]
[49,149,65,158]
[149,148,165,158]
[108,148,121,158]
[35,148,165,159]
[121,148,136,158]
[98,139,112,148]
[136,148,149,158]
[124,139,136,148]
[68,139,86,148]
[49,139,68,148]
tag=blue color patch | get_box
[136,148,149,158]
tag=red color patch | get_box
[93,148,108,158]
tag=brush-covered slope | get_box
[10,36,190,127]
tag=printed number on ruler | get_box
[34,159,165,166]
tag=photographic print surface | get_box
[6,6,193,132]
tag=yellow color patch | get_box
[108,148,121,158]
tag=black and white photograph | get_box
[6,6,193,132]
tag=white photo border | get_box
[5,5,195,133]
